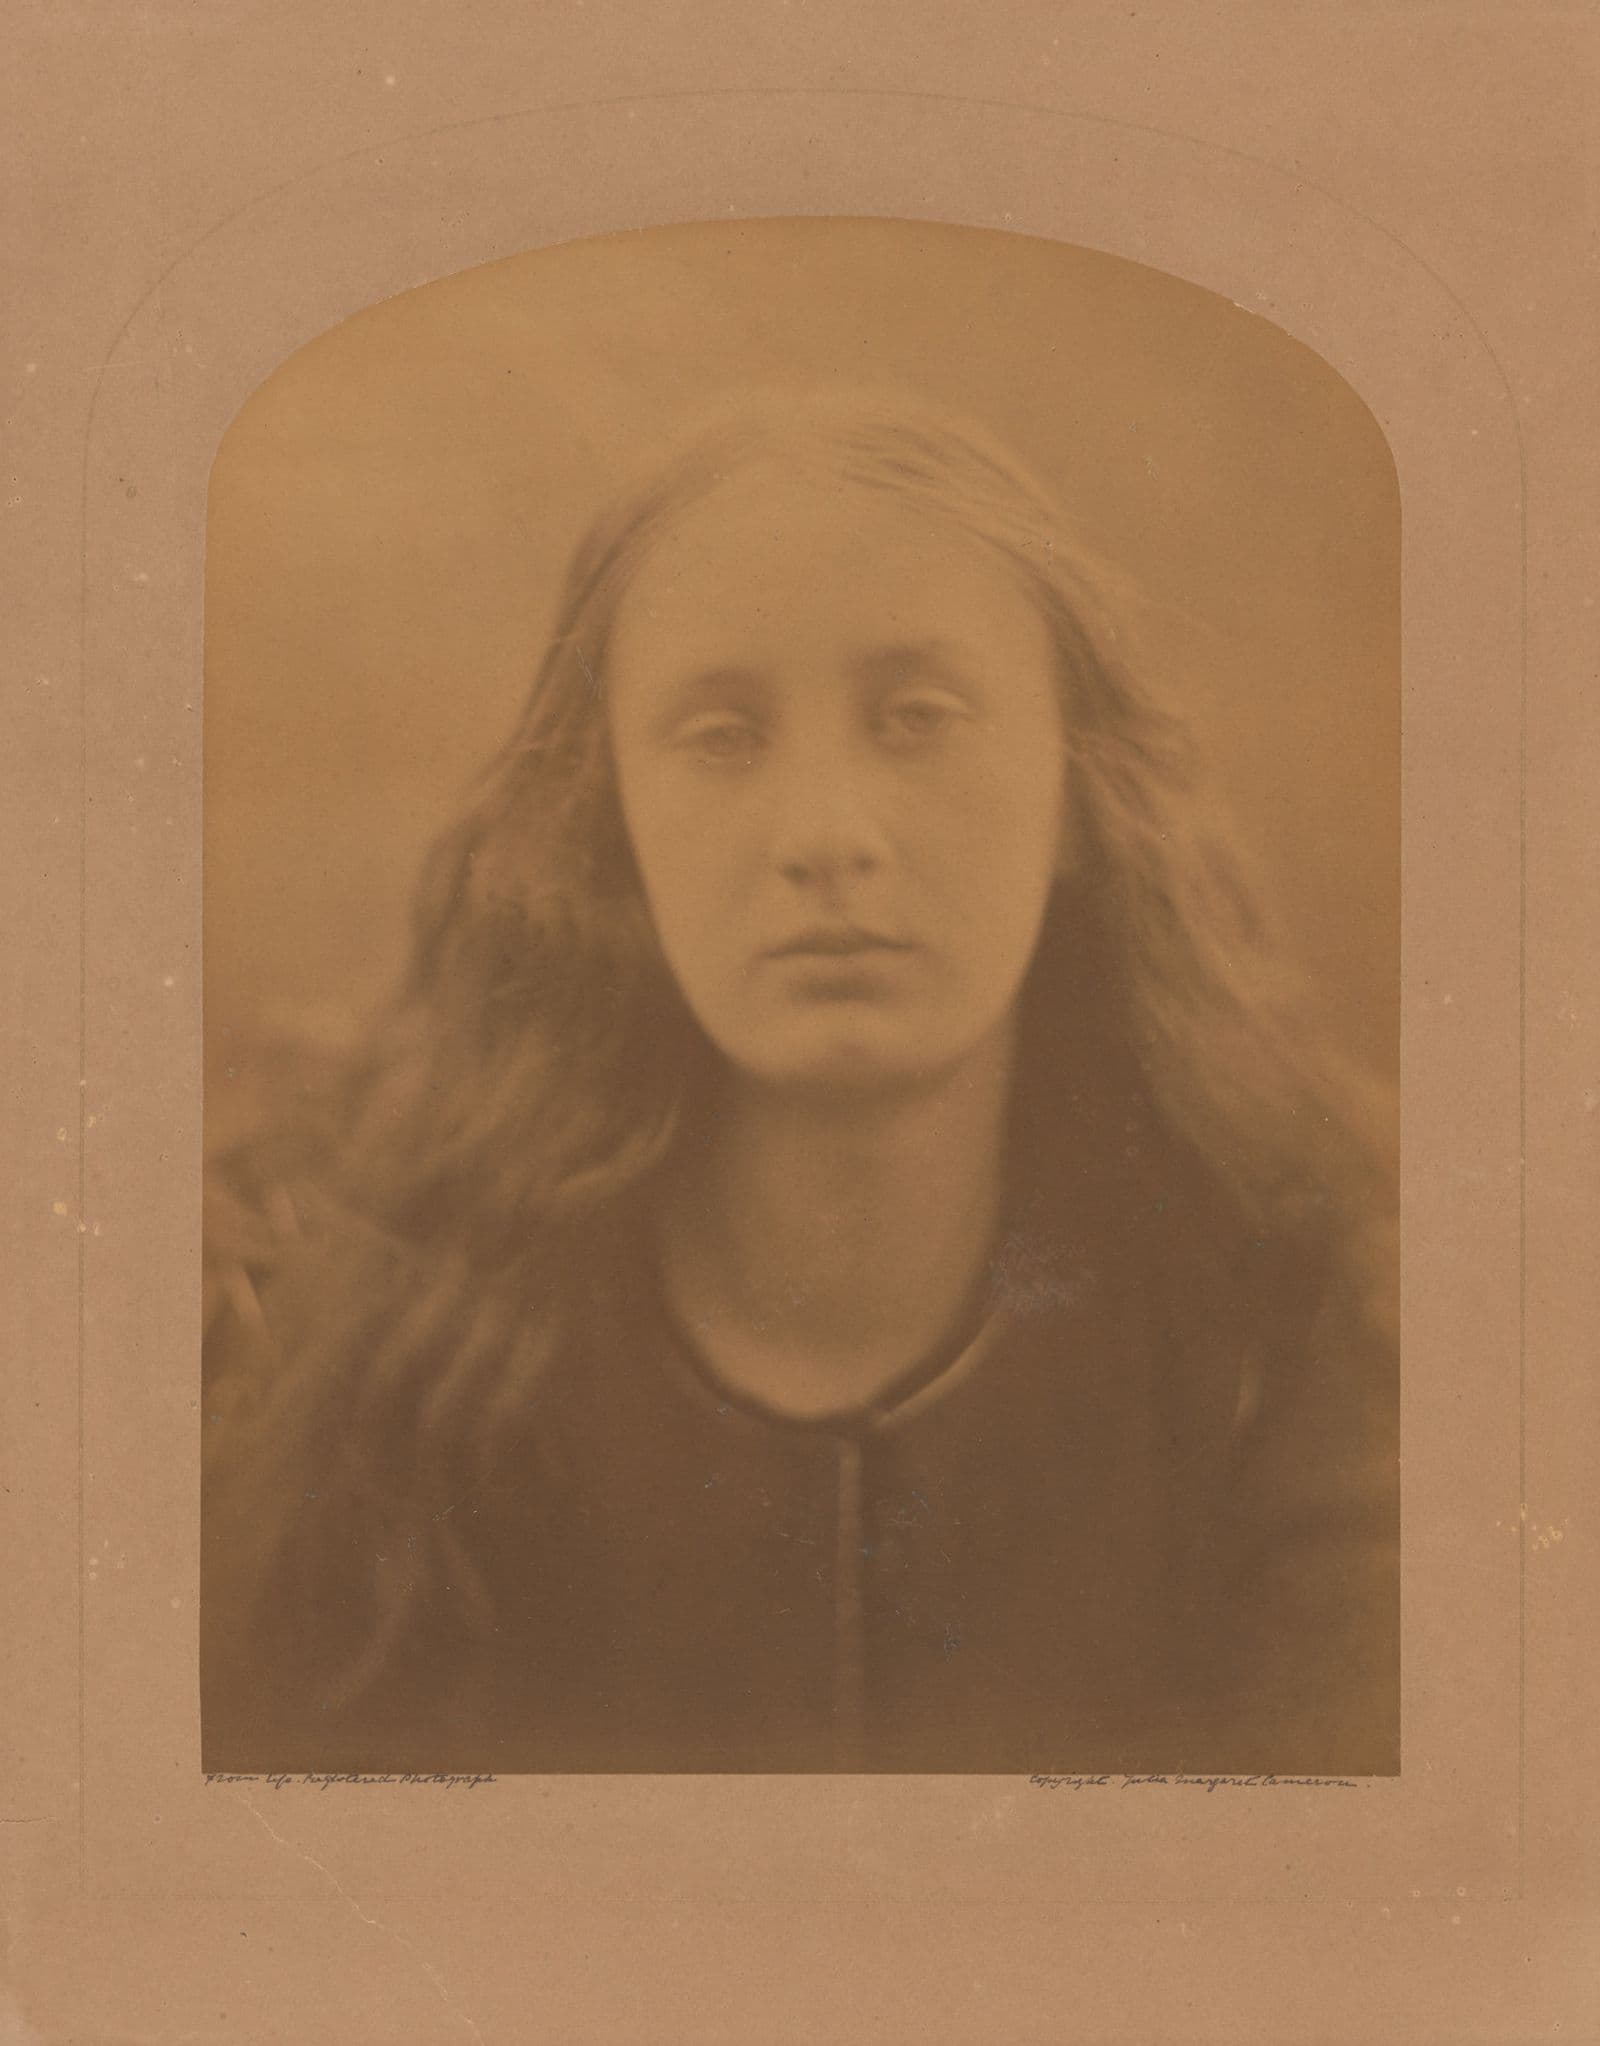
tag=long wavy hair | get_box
[203,388,1396,1703]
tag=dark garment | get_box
[201,1205,1400,1777]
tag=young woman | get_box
[201,391,1399,1776]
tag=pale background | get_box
[204,218,1399,1139]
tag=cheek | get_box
[906,774,1063,993]
[921,747,1066,894]
[618,782,747,946]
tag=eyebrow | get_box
[627,665,764,742]
[849,640,983,688]
[644,663,766,713]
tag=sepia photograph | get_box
[198,218,1400,1778]
[12,5,1593,2033]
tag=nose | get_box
[767,742,892,889]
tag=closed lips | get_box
[767,930,912,958]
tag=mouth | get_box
[765,928,915,961]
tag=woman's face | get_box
[604,466,1069,1096]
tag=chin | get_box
[749,1025,965,1100]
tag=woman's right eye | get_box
[676,716,762,764]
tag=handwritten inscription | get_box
[204,1770,1357,1792]
[1028,1772,1359,1791]
[205,1771,495,1789]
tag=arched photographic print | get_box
[200,218,1400,1776]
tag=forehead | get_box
[605,468,1053,674]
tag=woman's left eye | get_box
[879,694,964,744]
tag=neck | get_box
[658,1033,1015,1414]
